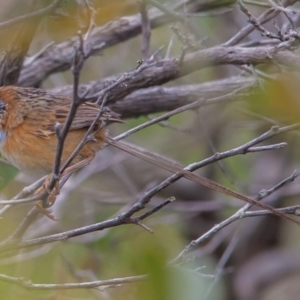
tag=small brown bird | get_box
[0,86,121,176]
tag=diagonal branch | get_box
[0,273,146,290]
[49,46,300,106]
[18,0,235,87]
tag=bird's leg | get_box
[43,174,60,196]
[40,152,96,197]
[34,153,96,220]
[34,178,58,220]
[35,202,56,220]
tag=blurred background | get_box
[1,0,300,299]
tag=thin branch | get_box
[140,0,151,61]
[18,0,210,87]
[134,196,176,221]
[113,83,255,141]
[171,171,300,264]
[0,194,41,205]
[238,0,283,40]
[247,143,287,152]
[205,230,239,298]
[244,0,270,7]
[257,170,298,201]
[59,68,141,173]
[83,0,97,42]
[223,0,299,46]
[0,148,296,252]
[46,33,86,197]
[48,45,300,107]
[59,95,109,174]
[109,124,299,222]
[0,0,62,30]
[0,273,146,290]
[145,0,184,22]
[0,177,45,217]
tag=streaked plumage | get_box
[0,86,121,175]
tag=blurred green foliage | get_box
[0,225,225,299]
[0,161,18,190]
[247,73,300,125]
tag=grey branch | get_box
[19,0,226,87]
[47,45,300,116]
[0,273,146,290]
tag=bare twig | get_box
[171,171,300,264]
[224,0,298,46]
[113,83,255,141]
[134,196,176,221]
[0,0,62,30]
[0,273,146,290]
[47,33,86,197]
[18,0,211,87]
[0,194,42,205]
[0,177,45,216]
[0,126,297,251]
[140,0,151,60]
[109,123,300,225]
[239,0,300,51]
[48,45,300,108]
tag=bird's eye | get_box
[0,100,5,111]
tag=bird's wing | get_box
[30,101,121,139]
[53,102,121,130]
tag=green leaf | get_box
[0,161,18,190]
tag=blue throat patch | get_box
[0,130,6,146]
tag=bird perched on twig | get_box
[0,86,298,225]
